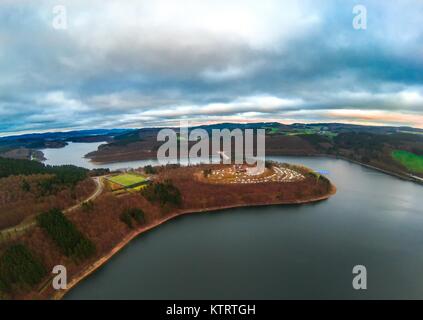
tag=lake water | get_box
[43,143,423,299]
[42,142,157,170]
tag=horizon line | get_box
[1,120,422,139]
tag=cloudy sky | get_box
[1,0,423,135]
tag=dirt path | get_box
[63,177,103,214]
[0,176,104,244]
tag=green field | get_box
[399,130,423,135]
[286,129,317,136]
[264,127,279,135]
[284,129,337,138]
[107,173,147,187]
[392,150,423,173]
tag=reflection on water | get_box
[46,143,423,299]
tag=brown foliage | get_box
[6,164,333,299]
[0,175,95,230]
[67,193,160,253]
[156,164,333,211]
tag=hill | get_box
[82,123,423,180]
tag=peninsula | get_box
[0,159,335,300]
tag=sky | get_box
[0,0,423,136]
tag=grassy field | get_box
[399,130,423,135]
[392,150,423,173]
[264,127,279,135]
[284,129,337,138]
[107,173,147,187]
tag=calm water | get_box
[42,142,156,170]
[43,143,423,299]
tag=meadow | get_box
[392,150,423,173]
[107,173,147,188]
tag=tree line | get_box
[0,157,88,182]
[120,208,145,229]
[141,180,182,208]
[0,157,89,194]
[36,208,95,261]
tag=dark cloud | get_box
[1,0,423,135]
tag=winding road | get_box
[0,176,104,244]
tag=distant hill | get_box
[2,123,423,182]
[3,123,422,151]
[82,122,423,181]
[0,128,134,156]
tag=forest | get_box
[120,208,145,229]
[36,209,95,261]
[0,157,88,186]
[0,244,46,293]
[0,157,46,177]
[0,172,95,231]
[0,156,94,230]
[141,180,182,209]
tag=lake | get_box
[44,142,423,299]
[42,142,156,170]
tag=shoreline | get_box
[52,185,336,300]
[323,154,423,185]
